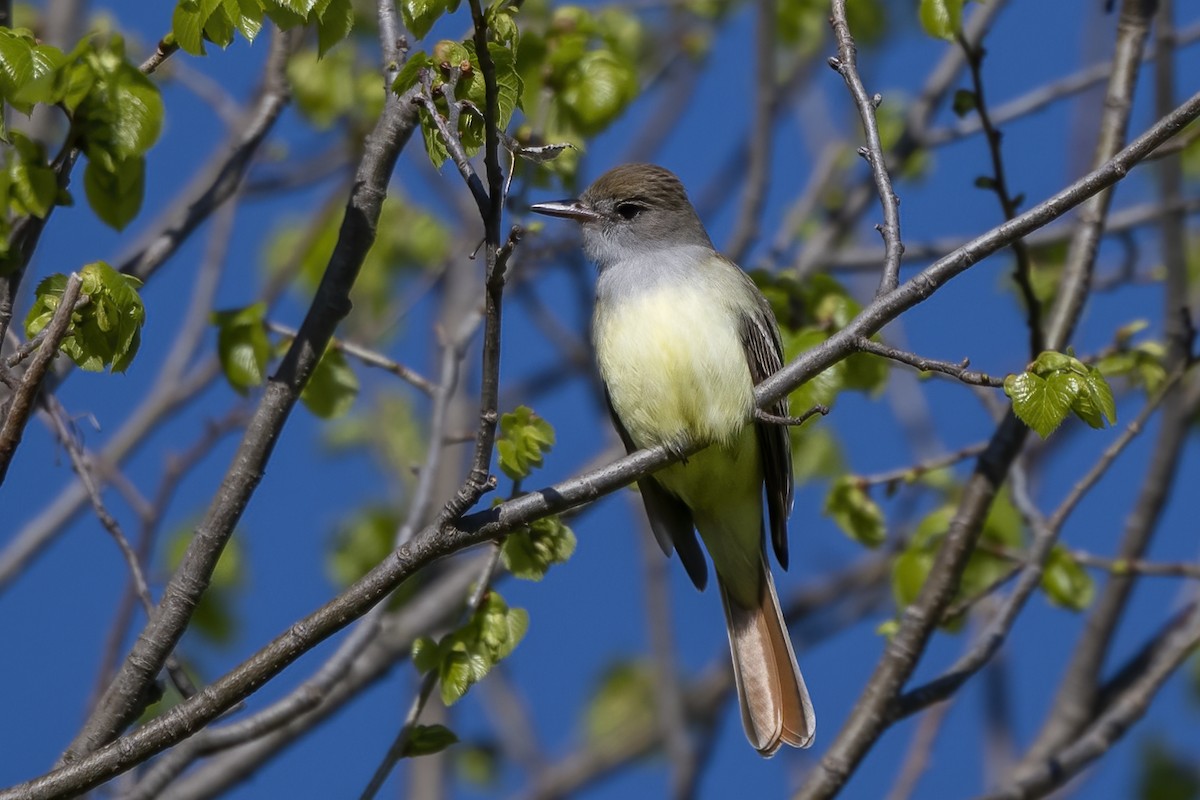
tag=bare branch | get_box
[852,337,1005,387]
[828,0,904,294]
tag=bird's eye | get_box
[615,203,644,220]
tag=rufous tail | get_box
[718,556,815,756]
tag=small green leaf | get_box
[892,543,935,609]
[1071,366,1117,429]
[496,405,555,480]
[83,156,144,230]
[315,0,354,57]
[952,88,977,117]
[824,476,886,548]
[6,131,58,218]
[501,515,576,580]
[402,724,459,757]
[412,636,442,674]
[25,262,145,372]
[584,661,656,744]
[439,650,481,705]
[401,0,448,40]
[558,49,637,135]
[1004,371,1074,439]
[1041,545,1094,611]
[392,51,429,96]
[325,509,389,577]
[301,345,359,418]
[211,302,270,393]
[918,0,962,40]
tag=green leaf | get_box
[496,405,555,480]
[824,476,886,548]
[790,425,844,484]
[211,302,270,393]
[301,345,359,418]
[559,49,637,135]
[1071,366,1117,429]
[83,156,145,230]
[261,0,308,29]
[1004,371,1074,439]
[412,636,442,674]
[172,1,208,54]
[74,43,164,165]
[316,0,354,57]
[6,132,58,218]
[401,0,448,40]
[26,262,145,372]
[952,88,977,117]
[422,591,528,706]
[584,661,656,744]
[1138,737,1200,800]
[233,0,265,40]
[501,515,576,580]
[1041,546,1094,611]
[402,724,459,757]
[918,0,962,40]
[392,51,429,97]
[327,507,425,601]
[892,542,934,609]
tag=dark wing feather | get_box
[604,389,708,590]
[738,277,794,570]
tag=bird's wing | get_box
[739,280,795,570]
[604,388,708,590]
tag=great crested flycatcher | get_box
[531,163,815,755]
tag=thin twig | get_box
[857,442,989,489]
[266,321,435,394]
[853,337,1005,387]
[828,0,904,295]
[957,32,1043,356]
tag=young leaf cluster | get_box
[500,514,576,580]
[0,33,165,245]
[411,591,529,706]
[824,476,886,548]
[496,405,554,480]
[393,2,644,180]
[1004,350,1117,439]
[394,36,524,168]
[25,261,145,372]
[918,0,964,41]
[512,4,642,180]
[891,489,1025,629]
[1040,545,1095,612]
[171,0,354,58]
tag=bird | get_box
[531,163,815,755]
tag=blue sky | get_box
[3,1,1200,798]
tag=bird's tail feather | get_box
[718,557,815,756]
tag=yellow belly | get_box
[594,284,755,451]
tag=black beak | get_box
[529,199,603,223]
